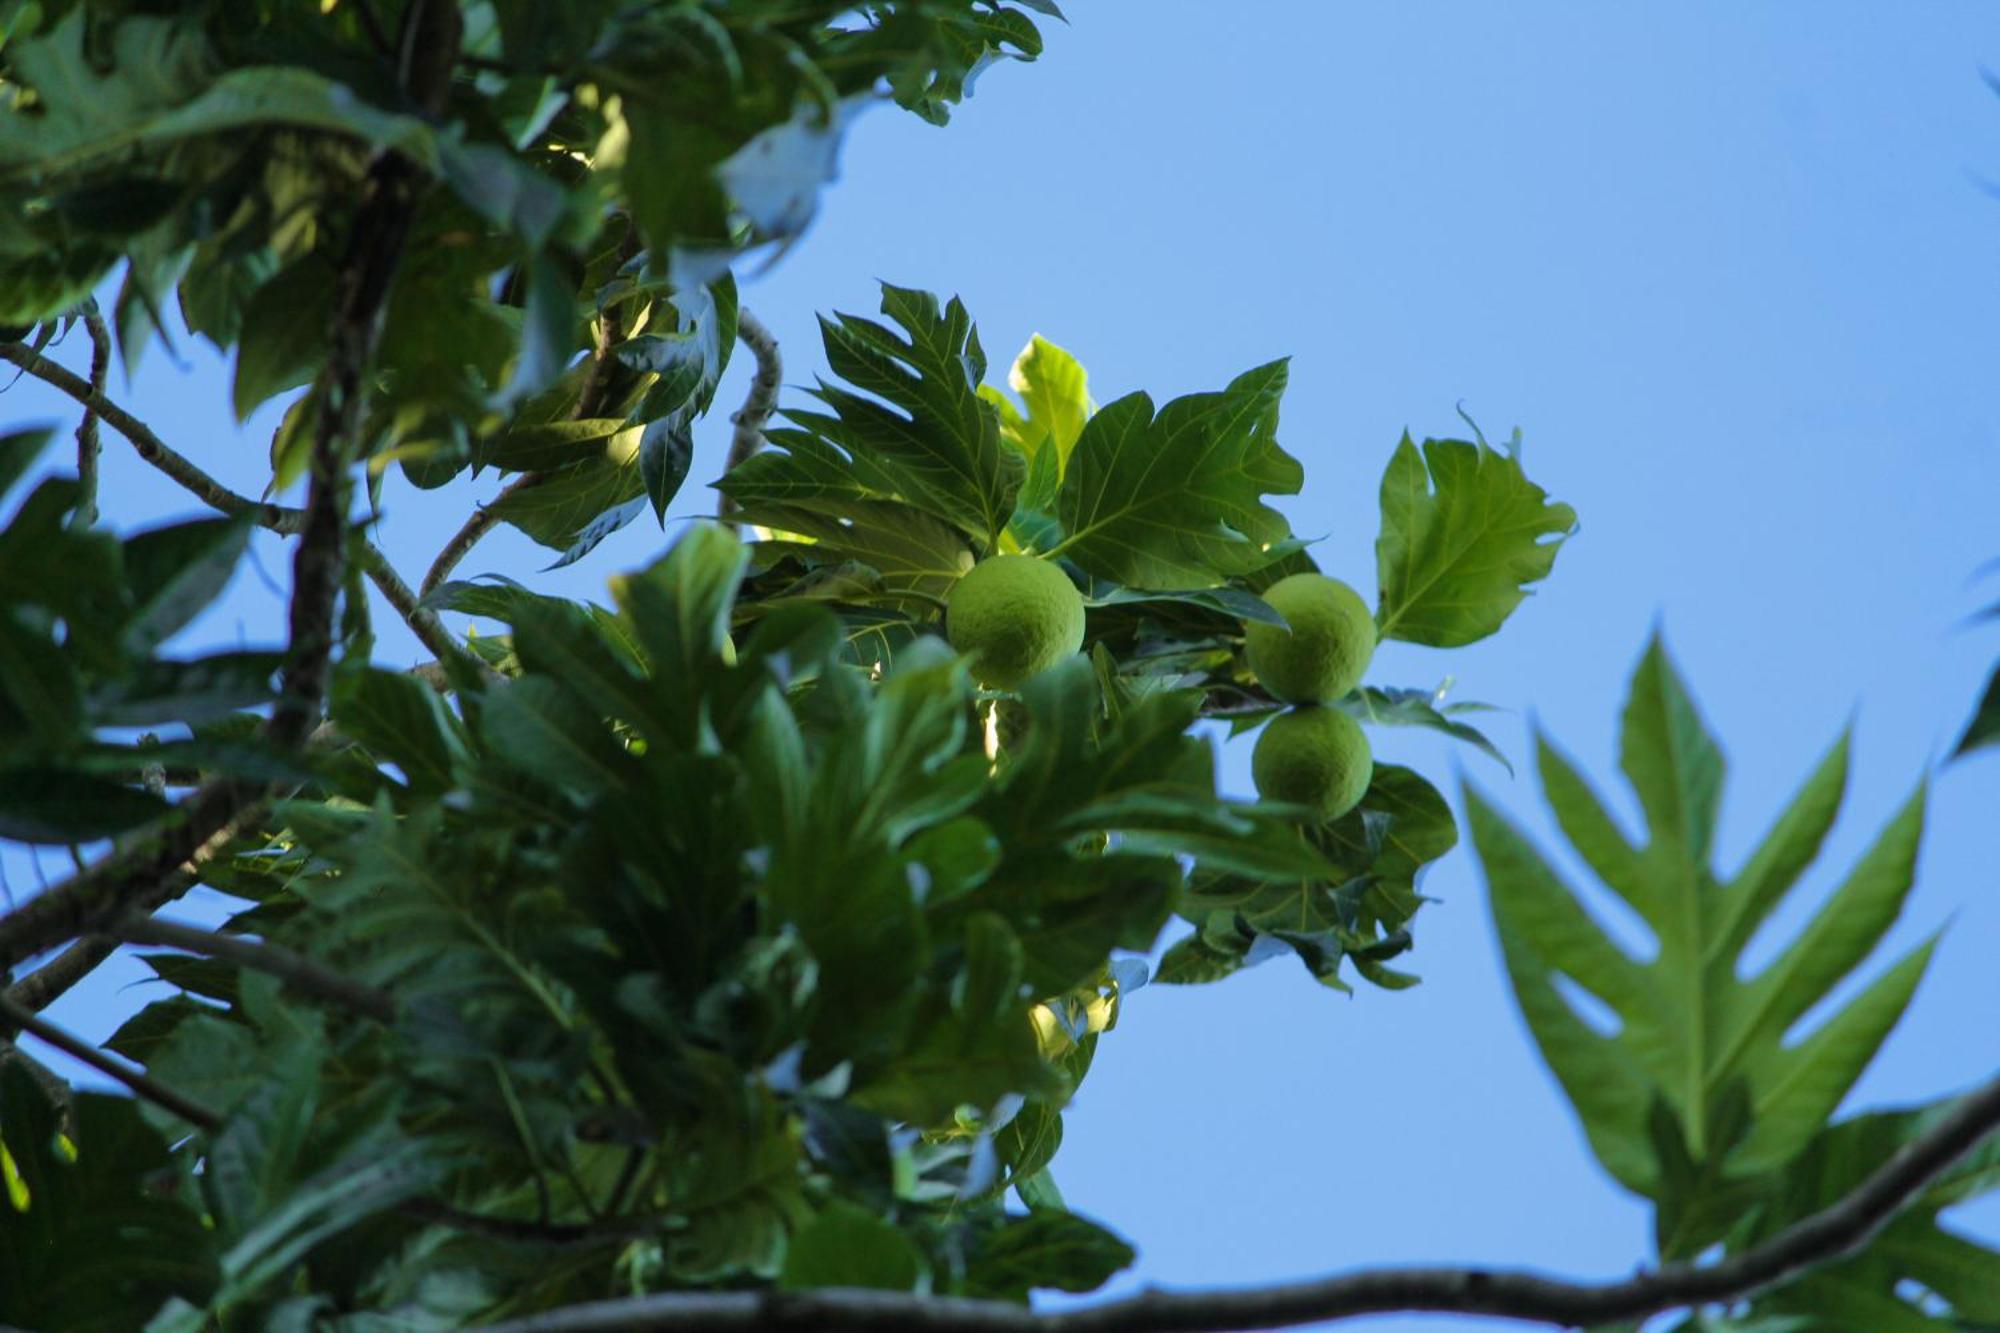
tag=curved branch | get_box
[471,1067,2000,1332]
[357,541,503,684]
[0,0,461,980]
[420,477,521,596]
[3,863,201,1013]
[110,915,396,1024]
[72,302,109,528]
[718,307,780,526]
[0,340,304,534]
[0,991,222,1129]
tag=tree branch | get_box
[357,541,502,684]
[0,0,461,981]
[72,301,109,528]
[717,307,780,526]
[470,1067,2000,1332]
[110,914,396,1023]
[0,340,304,534]
[3,863,201,1013]
[0,991,222,1129]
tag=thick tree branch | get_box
[72,301,109,527]
[110,915,395,1023]
[3,864,201,1013]
[0,340,304,534]
[471,1067,2000,1332]
[0,992,222,1129]
[717,308,780,526]
[0,784,258,979]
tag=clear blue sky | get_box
[5,5,1999,1327]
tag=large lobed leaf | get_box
[1375,434,1575,647]
[1469,633,1933,1242]
[720,283,1023,552]
[1052,360,1303,590]
[0,1065,218,1331]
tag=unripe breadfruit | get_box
[1252,705,1373,820]
[1244,573,1377,703]
[946,554,1086,689]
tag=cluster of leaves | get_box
[0,428,286,846]
[1,0,1057,561]
[0,1,1600,1323]
[720,289,1575,991]
[0,273,1576,1324]
[1470,638,2000,1331]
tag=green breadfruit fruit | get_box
[1244,573,1377,703]
[946,554,1086,689]
[1252,705,1373,819]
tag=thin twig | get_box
[110,915,396,1024]
[718,308,781,526]
[71,301,109,528]
[348,0,394,56]
[0,341,305,533]
[470,1068,2000,1332]
[358,541,503,684]
[0,992,222,1129]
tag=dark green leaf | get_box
[779,1201,924,1291]
[89,651,282,728]
[330,667,469,796]
[1338,685,1512,774]
[0,766,168,842]
[1950,660,2000,760]
[0,427,51,502]
[0,1066,218,1331]
[120,516,253,654]
[232,255,333,420]
[966,1209,1134,1299]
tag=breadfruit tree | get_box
[0,4,1995,1331]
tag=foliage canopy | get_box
[0,4,1992,1332]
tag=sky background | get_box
[4,4,2000,1328]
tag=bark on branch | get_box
[0,0,462,979]
[471,1066,2000,1332]
[0,340,304,534]
[717,307,781,526]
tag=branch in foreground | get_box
[471,1067,2000,1332]
[110,915,395,1024]
[0,991,222,1129]
[0,1,459,980]
[0,781,256,976]
[3,864,200,1013]
[718,307,781,525]
[72,302,109,527]
[357,541,502,684]
[0,340,304,534]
